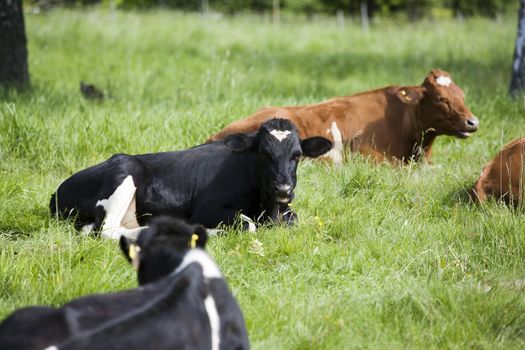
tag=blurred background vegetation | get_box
[29,0,517,20]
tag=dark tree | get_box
[510,0,525,98]
[0,0,29,89]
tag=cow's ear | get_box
[224,132,257,152]
[120,236,141,269]
[190,224,208,249]
[395,87,424,105]
[301,137,333,158]
[119,236,133,263]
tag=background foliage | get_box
[31,0,517,19]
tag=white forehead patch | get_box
[269,129,292,142]
[436,76,452,87]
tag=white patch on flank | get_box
[174,249,222,279]
[269,129,292,142]
[324,121,343,165]
[44,346,58,350]
[95,175,143,240]
[436,76,452,87]
[204,295,221,350]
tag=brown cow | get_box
[471,137,525,205]
[208,69,479,164]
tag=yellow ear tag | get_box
[401,90,407,96]
[128,244,141,270]
[190,234,199,249]
[129,244,137,260]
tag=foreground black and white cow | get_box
[50,119,332,238]
[0,216,250,350]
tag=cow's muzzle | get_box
[456,116,479,138]
[275,184,293,204]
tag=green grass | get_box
[1,7,525,349]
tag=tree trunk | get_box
[0,0,29,89]
[510,0,525,98]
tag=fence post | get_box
[201,0,209,16]
[273,0,280,24]
[337,9,345,30]
[360,0,369,32]
[510,0,525,98]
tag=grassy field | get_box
[1,7,525,349]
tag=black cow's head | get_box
[224,118,332,207]
[120,216,207,285]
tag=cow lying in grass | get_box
[50,118,332,239]
[0,216,250,350]
[471,137,525,206]
[207,69,479,164]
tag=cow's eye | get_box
[291,153,301,161]
[261,151,273,160]
[435,97,448,104]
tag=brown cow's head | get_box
[395,69,479,138]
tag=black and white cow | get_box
[0,216,250,350]
[50,119,332,239]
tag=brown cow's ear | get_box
[395,87,424,105]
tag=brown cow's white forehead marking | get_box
[269,129,292,142]
[436,76,452,87]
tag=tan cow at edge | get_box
[471,137,525,206]
[207,69,479,164]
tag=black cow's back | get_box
[0,307,68,350]
[0,262,249,350]
[134,143,259,228]
[209,279,250,350]
[0,266,191,349]
[51,141,262,230]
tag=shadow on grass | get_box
[0,207,53,240]
[443,181,476,207]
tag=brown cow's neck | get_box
[402,104,436,162]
